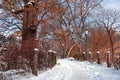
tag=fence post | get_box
[52,51,57,66]
[32,48,38,76]
[96,50,100,64]
[88,52,92,62]
[82,52,86,61]
[107,51,111,67]
[48,50,52,68]
[48,50,57,68]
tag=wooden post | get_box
[107,51,111,67]
[96,51,100,64]
[52,51,57,66]
[88,52,92,62]
[82,52,86,61]
[51,52,54,67]
[48,50,53,68]
[32,48,38,76]
[48,50,57,68]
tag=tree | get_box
[93,9,120,63]
[59,0,103,54]
[0,0,104,59]
[89,27,109,52]
[0,0,66,74]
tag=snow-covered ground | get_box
[2,59,120,80]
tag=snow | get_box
[27,60,72,80]
[2,59,120,80]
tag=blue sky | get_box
[102,0,120,9]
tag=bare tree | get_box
[94,9,120,63]
[59,0,103,55]
[0,0,65,74]
[0,0,104,65]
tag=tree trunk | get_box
[20,3,38,75]
[107,52,111,67]
[21,4,38,58]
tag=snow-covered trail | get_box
[62,59,120,80]
[63,60,96,80]
[26,59,72,80]
[26,59,120,80]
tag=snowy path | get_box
[26,59,72,80]
[25,59,120,80]
[64,60,96,80]
[63,59,120,80]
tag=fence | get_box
[0,49,57,78]
[74,51,120,70]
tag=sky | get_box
[103,0,120,9]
